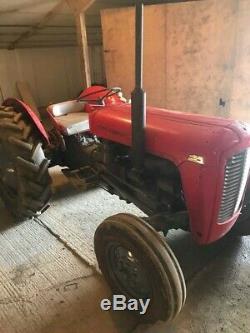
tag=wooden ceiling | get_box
[0,0,198,49]
[0,0,137,49]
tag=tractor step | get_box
[62,166,98,190]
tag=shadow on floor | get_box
[167,229,243,281]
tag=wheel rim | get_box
[107,243,152,299]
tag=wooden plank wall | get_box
[89,45,106,85]
[101,0,250,122]
[0,45,105,107]
[0,47,82,106]
[230,0,250,121]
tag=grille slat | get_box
[219,208,236,216]
[220,201,239,210]
[225,166,243,173]
[231,156,244,161]
[220,203,238,212]
[218,151,247,223]
[222,194,241,202]
[224,180,242,187]
[225,174,244,182]
[222,186,237,194]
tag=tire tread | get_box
[0,105,52,220]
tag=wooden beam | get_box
[0,44,78,49]
[16,81,40,119]
[0,0,45,14]
[66,0,95,14]
[66,0,95,88]
[0,24,76,28]
[8,0,65,50]
[75,13,92,88]
[0,32,77,36]
[10,40,77,45]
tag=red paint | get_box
[3,98,49,143]
[89,103,250,245]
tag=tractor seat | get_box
[55,112,89,136]
[48,100,89,136]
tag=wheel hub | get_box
[108,244,152,299]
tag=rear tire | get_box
[94,213,186,324]
[0,105,52,221]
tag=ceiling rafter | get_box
[7,0,66,50]
[0,24,75,28]
[0,32,76,35]
[0,0,48,14]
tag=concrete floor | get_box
[0,168,249,333]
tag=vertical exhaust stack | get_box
[131,0,146,171]
[131,0,198,170]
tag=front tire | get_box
[0,105,52,220]
[94,213,186,323]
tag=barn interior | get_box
[0,1,250,333]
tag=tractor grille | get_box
[218,150,248,223]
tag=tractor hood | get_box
[89,104,250,167]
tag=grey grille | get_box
[218,151,247,223]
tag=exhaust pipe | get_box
[131,0,146,171]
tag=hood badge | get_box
[188,155,205,165]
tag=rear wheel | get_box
[94,213,186,323]
[0,105,52,220]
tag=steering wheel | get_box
[77,87,122,104]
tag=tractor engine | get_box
[57,128,188,235]
[99,141,185,217]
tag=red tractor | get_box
[0,0,250,324]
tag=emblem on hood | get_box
[187,155,205,165]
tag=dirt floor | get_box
[0,167,249,333]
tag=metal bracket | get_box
[62,166,98,190]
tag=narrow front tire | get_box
[94,213,186,323]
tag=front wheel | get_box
[94,213,186,323]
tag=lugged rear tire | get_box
[94,213,186,324]
[0,105,52,221]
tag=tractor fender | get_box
[3,98,49,144]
